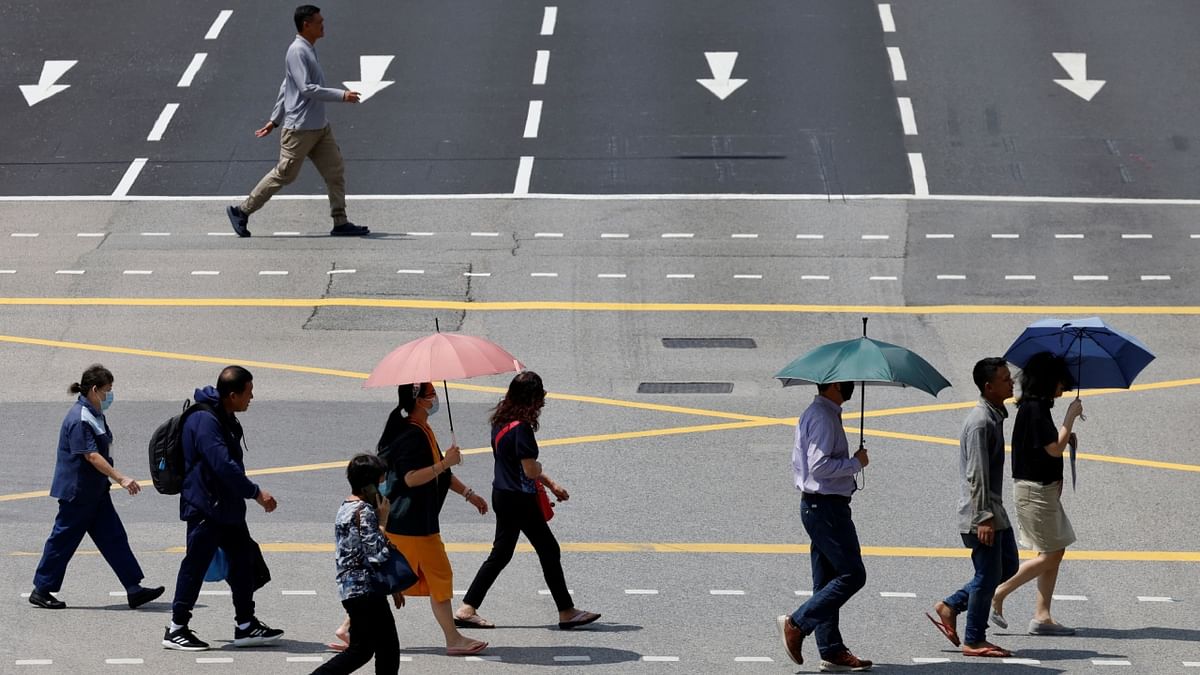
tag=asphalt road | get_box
[6,1,1200,198]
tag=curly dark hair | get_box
[489,371,545,431]
[1018,352,1076,403]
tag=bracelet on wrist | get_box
[463,488,474,501]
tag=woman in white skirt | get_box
[990,352,1083,636]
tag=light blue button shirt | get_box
[270,36,346,130]
[793,395,863,497]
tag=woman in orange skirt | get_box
[378,382,489,657]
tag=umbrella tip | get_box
[861,316,868,337]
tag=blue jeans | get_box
[943,528,1019,644]
[790,495,866,659]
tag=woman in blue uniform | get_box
[29,364,164,610]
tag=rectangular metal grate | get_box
[637,382,734,394]
[662,338,757,349]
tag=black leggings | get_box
[311,593,398,675]
[462,488,572,612]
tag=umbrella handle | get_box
[1074,391,1086,422]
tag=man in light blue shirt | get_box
[778,382,873,672]
[226,5,368,238]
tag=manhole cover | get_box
[637,382,734,394]
[662,338,757,349]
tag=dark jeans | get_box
[171,518,256,626]
[944,528,1019,645]
[462,488,573,612]
[311,593,399,675]
[33,493,144,593]
[790,494,866,659]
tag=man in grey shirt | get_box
[226,5,368,237]
[927,357,1019,657]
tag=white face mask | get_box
[426,396,440,416]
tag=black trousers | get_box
[171,518,256,626]
[463,488,572,612]
[311,593,399,675]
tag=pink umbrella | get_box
[364,329,524,443]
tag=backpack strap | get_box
[492,421,521,449]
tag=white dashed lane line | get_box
[204,10,233,40]
[464,272,491,277]
[870,276,898,281]
[1056,233,1084,239]
[286,657,325,663]
[1122,234,1152,239]
[141,232,171,237]
[523,100,543,139]
[1053,594,1088,601]
[533,50,550,85]
[147,103,180,142]
[642,656,680,662]
[177,53,207,87]
[1092,659,1132,666]
[514,156,534,195]
[662,232,694,239]
[913,657,951,664]
[15,660,53,666]
[78,232,105,237]
[111,158,147,198]
[10,232,38,237]
[273,231,300,236]
[625,589,659,594]
[908,153,929,196]
[666,274,695,279]
[327,269,356,275]
[878,3,896,32]
[1073,275,1109,281]
[0,270,15,274]
[105,659,144,665]
[880,591,917,598]
[397,269,424,274]
[601,233,629,239]
[886,47,907,81]
[207,231,236,237]
[122,270,153,275]
[801,275,830,281]
[1141,275,1171,281]
[861,234,889,240]
[1006,275,1037,281]
[405,231,435,237]
[734,656,773,663]
[795,234,824,240]
[925,233,953,239]
[281,590,318,596]
[795,590,814,596]
[897,97,917,136]
[196,657,234,664]
[258,270,288,276]
[731,233,758,239]
[1137,596,1175,602]
[541,6,557,35]
[55,270,85,275]
[597,273,626,279]
[530,272,558,277]
[709,590,745,596]
[198,590,230,595]
[937,274,966,280]
[533,232,563,238]
[191,271,220,276]
[733,274,763,280]
[470,231,500,237]
[1005,659,1042,665]
[991,233,1019,239]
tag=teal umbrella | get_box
[775,318,952,450]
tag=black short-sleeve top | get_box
[1010,397,1062,484]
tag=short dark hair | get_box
[294,5,320,32]
[1018,352,1076,402]
[346,454,386,496]
[972,357,1009,394]
[69,364,113,395]
[217,365,254,399]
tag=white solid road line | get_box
[204,10,233,40]
[533,50,550,85]
[887,47,907,81]
[178,53,207,87]
[897,97,917,135]
[111,158,147,197]
[147,103,180,142]
[514,156,534,195]
[524,100,543,138]
[908,153,929,196]
[878,3,896,32]
[540,6,558,35]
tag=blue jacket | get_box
[49,396,113,503]
[180,386,260,523]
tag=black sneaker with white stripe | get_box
[163,625,209,651]
[232,618,284,647]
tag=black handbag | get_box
[356,504,417,595]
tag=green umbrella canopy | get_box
[775,337,951,397]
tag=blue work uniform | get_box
[33,396,144,593]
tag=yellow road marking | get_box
[5,297,1200,315]
[10,542,1198,562]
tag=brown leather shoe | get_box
[819,649,873,672]
[776,615,805,665]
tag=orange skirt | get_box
[385,532,453,601]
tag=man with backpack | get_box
[163,366,283,651]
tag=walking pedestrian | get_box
[455,372,601,632]
[225,5,368,238]
[378,383,489,657]
[311,454,402,675]
[777,381,873,671]
[29,364,165,610]
[990,352,1083,636]
[926,358,1019,657]
[163,366,284,651]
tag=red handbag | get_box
[494,421,554,521]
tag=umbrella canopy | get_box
[775,337,952,397]
[1003,317,1154,389]
[364,333,524,388]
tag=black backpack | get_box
[148,400,214,495]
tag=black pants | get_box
[171,518,256,626]
[463,488,572,612]
[311,593,399,675]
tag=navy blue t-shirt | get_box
[491,421,539,494]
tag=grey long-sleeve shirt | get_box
[957,398,1011,533]
[269,36,345,131]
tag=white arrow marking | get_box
[697,51,747,100]
[19,60,78,106]
[1053,52,1105,101]
[343,55,395,102]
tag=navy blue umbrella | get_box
[1004,317,1154,489]
[1003,317,1154,390]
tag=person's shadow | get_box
[871,663,1064,674]
[401,645,642,666]
[1074,626,1200,642]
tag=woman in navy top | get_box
[30,364,163,610]
[455,371,601,630]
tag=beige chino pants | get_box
[241,124,348,225]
